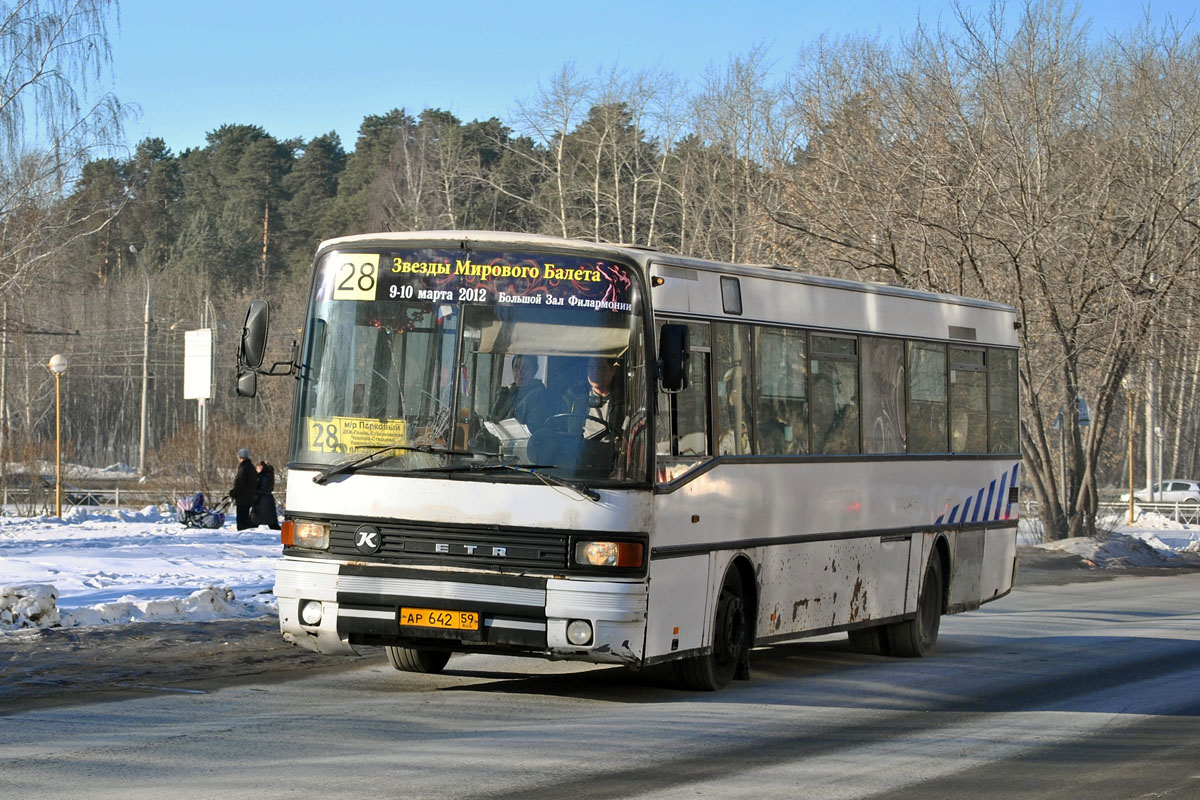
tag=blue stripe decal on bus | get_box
[995,470,1009,520]
[1004,462,1019,519]
[931,462,1020,527]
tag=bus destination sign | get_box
[324,249,635,313]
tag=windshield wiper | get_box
[311,443,498,485]
[415,461,601,502]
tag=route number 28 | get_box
[332,254,379,301]
[309,420,346,454]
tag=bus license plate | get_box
[399,607,480,631]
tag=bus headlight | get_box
[283,520,330,550]
[574,540,644,568]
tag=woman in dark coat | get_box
[230,448,258,530]
[254,460,281,530]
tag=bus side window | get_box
[810,335,860,455]
[950,347,987,453]
[714,323,754,455]
[754,327,808,454]
[861,337,906,454]
[675,351,710,455]
[987,348,1019,454]
[907,341,948,453]
[656,320,711,459]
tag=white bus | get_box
[237,231,1020,690]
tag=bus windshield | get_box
[291,246,649,484]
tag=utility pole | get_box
[130,244,150,478]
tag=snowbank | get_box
[1,506,279,632]
[0,584,61,628]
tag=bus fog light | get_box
[300,600,324,626]
[566,619,593,646]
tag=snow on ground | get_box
[0,504,278,630]
[1020,508,1200,566]
[2,504,1199,633]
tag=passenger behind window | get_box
[718,367,753,455]
[757,397,804,455]
[491,354,552,429]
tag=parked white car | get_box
[1119,479,1200,503]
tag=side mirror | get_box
[236,370,258,398]
[659,323,689,393]
[239,300,270,369]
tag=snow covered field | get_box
[2,504,1199,632]
[0,505,278,629]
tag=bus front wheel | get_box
[673,567,748,691]
[386,646,452,673]
[887,554,944,658]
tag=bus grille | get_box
[327,519,569,571]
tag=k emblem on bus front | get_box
[354,526,381,555]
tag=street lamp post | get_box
[1122,375,1137,525]
[1155,426,1164,502]
[47,354,68,518]
[129,244,150,478]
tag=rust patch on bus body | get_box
[849,577,867,622]
[792,598,811,621]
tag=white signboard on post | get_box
[183,328,214,400]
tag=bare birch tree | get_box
[765,1,1200,539]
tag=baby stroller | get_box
[175,491,231,529]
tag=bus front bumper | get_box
[274,557,648,664]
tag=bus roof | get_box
[316,230,1016,316]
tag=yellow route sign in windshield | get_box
[307,416,405,454]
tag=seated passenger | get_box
[492,354,551,429]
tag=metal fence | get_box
[1023,500,1199,529]
[0,487,169,515]
[1096,500,1200,526]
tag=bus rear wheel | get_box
[886,554,943,658]
[386,646,452,673]
[673,567,747,691]
[847,624,889,655]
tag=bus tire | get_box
[672,567,747,691]
[847,625,889,655]
[385,646,452,673]
[887,554,943,658]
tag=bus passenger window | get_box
[988,348,1019,453]
[755,327,808,454]
[861,337,906,454]
[675,351,710,455]
[950,347,987,453]
[908,341,947,453]
[656,320,710,459]
[810,335,859,455]
[715,324,754,455]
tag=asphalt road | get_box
[3,559,1198,799]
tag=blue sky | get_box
[110,1,1195,154]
